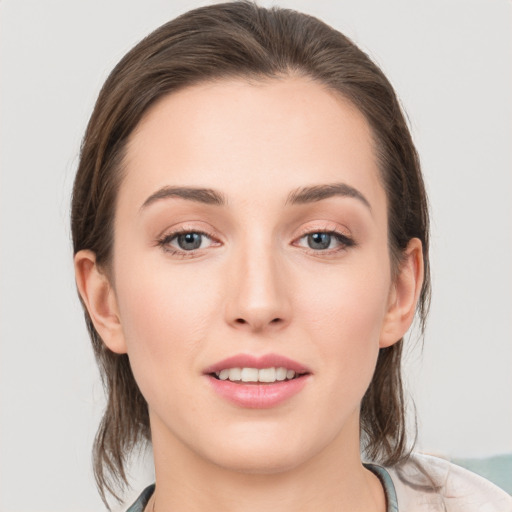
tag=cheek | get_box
[297,258,390,336]
[113,257,221,390]
[294,258,391,383]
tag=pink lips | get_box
[204,353,311,409]
[204,353,311,375]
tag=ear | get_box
[379,238,424,348]
[74,250,127,354]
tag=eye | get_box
[158,230,216,253]
[296,231,354,251]
[306,232,333,250]
[174,232,207,251]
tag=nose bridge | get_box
[226,227,290,331]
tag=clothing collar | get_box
[126,467,399,512]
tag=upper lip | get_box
[204,353,311,375]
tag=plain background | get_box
[1,0,511,510]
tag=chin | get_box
[210,446,306,475]
[196,423,322,475]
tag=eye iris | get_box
[308,232,331,250]
[177,233,202,250]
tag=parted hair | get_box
[71,1,430,507]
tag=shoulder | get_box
[385,453,512,512]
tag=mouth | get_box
[204,353,311,408]
[210,367,307,384]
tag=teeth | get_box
[228,368,241,381]
[241,368,259,382]
[258,367,276,383]
[276,367,287,381]
[214,367,300,383]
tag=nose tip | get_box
[225,250,291,333]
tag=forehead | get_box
[120,76,385,216]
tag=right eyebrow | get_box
[140,186,227,211]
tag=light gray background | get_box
[1,0,511,510]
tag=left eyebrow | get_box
[285,183,372,211]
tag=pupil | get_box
[308,233,331,250]
[178,233,202,250]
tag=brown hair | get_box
[71,1,430,507]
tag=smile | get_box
[214,367,301,383]
[205,354,311,408]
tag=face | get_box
[106,77,402,473]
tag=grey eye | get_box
[307,232,332,250]
[176,232,203,250]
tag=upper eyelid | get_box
[163,227,213,238]
[294,230,354,245]
[294,222,352,238]
[157,223,220,240]
[297,227,346,235]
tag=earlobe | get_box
[379,238,424,348]
[74,250,127,354]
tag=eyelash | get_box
[156,227,355,258]
[156,228,220,258]
[294,229,355,255]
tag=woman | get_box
[71,2,511,511]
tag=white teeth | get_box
[241,368,259,382]
[276,367,287,381]
[228,368,241,381]
[214,367,300,383]
[258,367,276,383]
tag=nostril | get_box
[232,316,285,328]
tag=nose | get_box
[225,238,292,333]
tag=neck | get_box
[148,413,386,512]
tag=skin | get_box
[75,77,423,511]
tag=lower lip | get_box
[206,375,310,408]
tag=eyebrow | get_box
[140,182,371,212]
[286,183,371,210]
[140,186,226,210]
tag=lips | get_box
[204,353,311,375]
[204,353,311,408]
